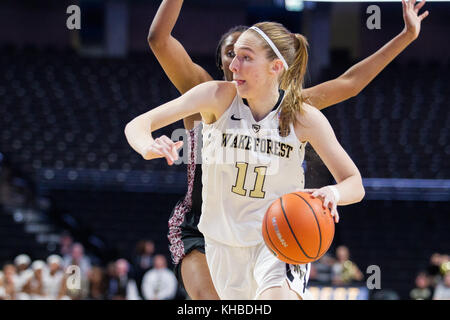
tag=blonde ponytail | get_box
[278,33,309,136]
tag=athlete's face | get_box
[220,32,242,81]
[229,31,278,99]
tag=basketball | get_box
[262,191,335,264]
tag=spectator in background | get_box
[427,253,450,287]
[63,243,90,300]
[428,253,443,285]
[105,261,116,287]
[310,253,336,284]
[0,264,20,300]
[107,259,141,300]
[13,254,33,292]
[43,255,70,300]
[63,242,91,277]
[439,255,450,275]
[331,245,364,286]
[410,271,433,300]
[87,266,107,300]
[58,231,74,257]
[132,239,155,297]
[141,254,177,300]
[433,271,450,300]
[23,260,46,299]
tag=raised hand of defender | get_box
[142,135,183,166]
[402,0,429,40]
[302,187,340,224]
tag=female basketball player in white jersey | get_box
[126,19,401,298]
[146,0,429,299]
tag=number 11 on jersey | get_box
[231,162,267,198]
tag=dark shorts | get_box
[168,195,205,288]
[173,233,205,289]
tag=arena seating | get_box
[321,59,449,179]
[0,45,448,182]
[0,45,195,180]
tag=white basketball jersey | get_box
[199,92,306,247]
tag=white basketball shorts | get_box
[204,236,311,300]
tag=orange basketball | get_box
[262,191,335,264]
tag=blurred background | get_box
[0,0,449,300]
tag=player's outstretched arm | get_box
[148,0,213,129]
[125,81,234,165]
[303,0,429,110]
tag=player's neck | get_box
[245,86,280,122]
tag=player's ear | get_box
[270,59,284,76]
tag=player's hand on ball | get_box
[301,187,340,223]
[142,135,183,165]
